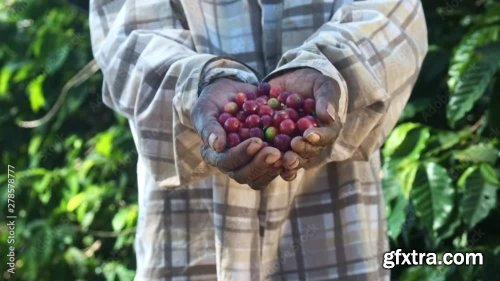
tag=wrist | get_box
[197,57,259,96]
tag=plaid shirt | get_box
[90,0,427,280]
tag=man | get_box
[89,0,427,280]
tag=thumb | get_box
[315,78,341,126]
[200,117,227,152]
[191,97,227,152]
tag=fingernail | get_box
[289,159,300,169]
[306,133,320,143]
[273,160,283,168]
[208,133,218,149]
[247,140,263,155]
[265,153,281,164]
[287,173,297,181]
[327,104,336,123]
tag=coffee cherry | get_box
[273,134,291,152]
[239,127,250,140]
[305,115,319,127]
[273,110,290,127]
[259,105,274,116]
[278,92,290,104]
[224,102,239,115]
[234,92,247,107]
[303,98,315,114]
[286,93,303,109]
[242,100,259,114]
[285,108,299,122]
[224,117,241,133]
[255,97,268,106]
[257,82,271,96]
[268,98,281,110]
[270,86,283,98]
[249,127,264,139]
[296,117,317,134]
[218,112,233,124]
[264,126,278,142]
[219,89,318,152]
[227,133,241,148]
[245,114,261,128]
[279,119,296,135]
[236,111,247,122]
[261,115,273,128]
[245,91,257,100]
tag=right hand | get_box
[267,68,342,181]
[191,78,283,189]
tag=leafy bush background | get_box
[0,0,498,280]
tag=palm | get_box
[268,68,323,99]
[191,79,257,150]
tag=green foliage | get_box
[385,1,500,280]
[459,164,498,230]
[0,0,499,281]
[411,162,454,233]
[0,1,137,280]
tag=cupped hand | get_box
[201,139,283,189]
[192,78,283,189]
[191,78,256,152]
[267,68,343,181]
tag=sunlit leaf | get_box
[383,123,430,163]
[387,194,409,239]
[448,26,500,91]
[453,143,499,164]
[0,66,13,96]
[95,131,115,157]
[13,63,35,82]
[411,163,454,232]
[112,208,128,232]
[28,135,43,157]
[383,123,421,157]
[460,164,499,229]
[67,193,85,212]
[27,74,46,113]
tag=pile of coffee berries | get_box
[219,82,319,152]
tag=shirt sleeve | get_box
[89,0,259,188]
[267,0,428,162]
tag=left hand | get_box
[267,68,343,181]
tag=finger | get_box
[282,150,309,170]
[201,137,263,171]
[314,77,342,126]
[191,95,227,152]
[228,147,282,185]
[248,167,282,190]
[302,126,339,147]
[249,159,284,189]
[280,169,298,182]
[199,116,227,152]
[290,136,323,159]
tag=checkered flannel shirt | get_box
[89,0,428,280]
